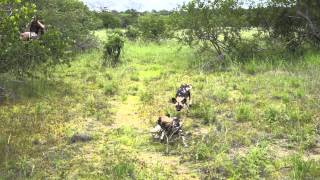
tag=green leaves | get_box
[0,0,98,75]
[103,31,125,67]
[172,0,244,56]
[137,14,169,41]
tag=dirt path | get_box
[65,117,110,178]
[109,93,200,179]
[59,94,199,178]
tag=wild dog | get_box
[20,16,45,41]
[171,84,192,111]
[151,115,187,147]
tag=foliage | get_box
[103,81,119,96]
[137,14,168,41]
[125,25,140,41]
[120,9,139,28]
[248,0,320,51]
[235,104,253,122]
[289,155,320,179]
[1,35,320,179]
[34,0,99,52]
[172,0,245,57]
[98,11,121,29]
[103,31,125,67]
[0,0,35,74]
[232,144,273,179]
[189,102,216,124]
[0,0,99,75]
[95,9,139,28]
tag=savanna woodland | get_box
[1,0,320,179]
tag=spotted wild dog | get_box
[171,84,192,111]
[150,115,187,147]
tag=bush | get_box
[36,0,99,52]
[103,31,125,67]
[0,0,99,75]
[99,11,121,29]
[264,106,282,124]
[194,143,213,161]
[232,144,272,179]
[125,25,140,41]
[189,102,216,125]
[139,91,154,104]
[235,104,253,122]
[137,14,168,41]
[104,81,119,96]
[289,155,320,179]
[130,74,140,81]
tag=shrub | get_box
[37,0,99,51]
[125,25,140,41]
[0,0,99,76]
[213,89,229,103]
[232,144,273,179]
[243,61,259,75]
[235,104,253,122]
[130,73,140,81]
[104,81,119,96]
[127,85,139,96]
[139,91,153,104]
[264,106,282,124]
[194,143,213,161]
[137,14,168,41]
[103,31,125,67]
[189,102,216,125]
[289,155,320,179]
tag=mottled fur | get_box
[171,84,192,111]
[151,115,187,147]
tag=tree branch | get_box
[296,1,320,41]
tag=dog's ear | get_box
[171,98,177,104]
[157,117,162,125]
[186,84,192,90]
[165,113,171,117]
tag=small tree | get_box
[137,14,168,41]
[172,0,245,58]
[99,11,121,29]
[103,31,124,67]
[125,25,140,41]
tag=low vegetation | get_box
[1,33,319,178]
[1,0,320,179]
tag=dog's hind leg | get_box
[166,134,169,154]
[180,134,188,147]
[188,91,192,107]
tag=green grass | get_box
[0,30,320,179]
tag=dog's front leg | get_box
[181,135,188,147]
[188,92,192,107]
[160,131,165,141]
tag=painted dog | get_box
[171,84,192,111]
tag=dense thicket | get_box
[96,9,139,29]
[0,0,98,75]
[249,0,320,48]
[2,0,319,74]
[137,14,169,41]
[171,0,320,63]
[171,0,245,56]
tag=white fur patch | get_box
[150,125,162,133]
